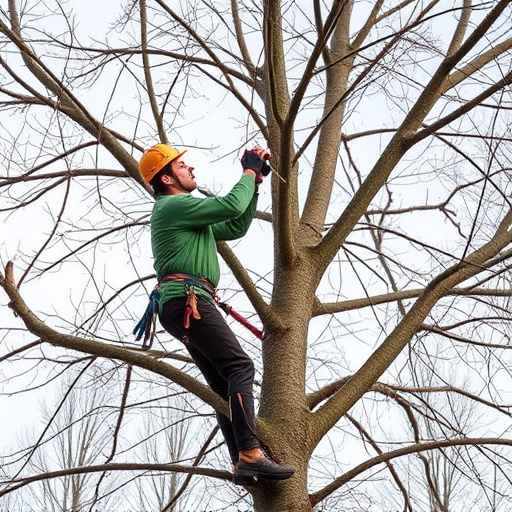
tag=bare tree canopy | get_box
[2,1,512,510]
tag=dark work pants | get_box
[160,296,260,462]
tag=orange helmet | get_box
[139,144,188,184]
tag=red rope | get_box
[218,302,264,340]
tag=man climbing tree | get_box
[137,143,294,484]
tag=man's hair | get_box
[149,162,173,195]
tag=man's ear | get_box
[161,174,173,185]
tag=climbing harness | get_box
[160,273,214,330]
[133,273,264,350]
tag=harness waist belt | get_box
[160,273,215,329]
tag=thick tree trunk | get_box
[252,479,313,512]
[251,259,318,512]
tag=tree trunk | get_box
[252,479,313,512]
[253,259,317,512]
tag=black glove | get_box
[241,150,263,174]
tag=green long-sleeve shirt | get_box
[150,173,258,306]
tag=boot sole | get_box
[236,468,295,481]
[233,475,258,486]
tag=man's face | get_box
[171,158,196,192]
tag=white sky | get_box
[1,2,512,511]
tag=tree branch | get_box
[310,437,512,505]
[312,0,512,277]
[0,462,231,498]
[310,210,512,445]
[0,262,228,416]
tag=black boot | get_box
[231,461,258,486]
[236,456,295,481]
[230,393,295,481]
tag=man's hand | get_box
[241,149,264,183]
[252,147,272,182]
[241,150,263,172]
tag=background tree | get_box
[19,366,116,512]
[129,390,217,512]
[2,1,512,511]
[2,360,221,511]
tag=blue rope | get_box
[133,288,161,350]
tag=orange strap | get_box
[184,287,202,329]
